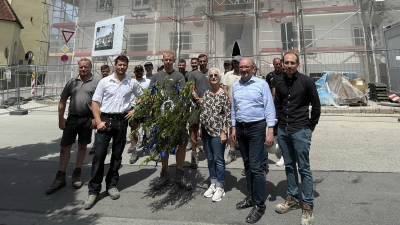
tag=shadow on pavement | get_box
[141,168,206,212]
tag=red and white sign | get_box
[61,54,69,62]
[62,30,75,44]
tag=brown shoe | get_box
[301,204,315,225]
[72,168,83,189]
[275,195,300,214]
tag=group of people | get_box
[45,51,320,225]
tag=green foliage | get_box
[130,78,200,166]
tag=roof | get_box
[0,0,24,29]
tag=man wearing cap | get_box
[178,59,189,82]
[144,62,154,80]
[222,55,242,164]
[223,60,232,75]
[188,54,210,169]
[128,65,151,164]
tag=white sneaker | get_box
[212,187,225,202]
[204,184,216,198]
[276,156,285,167]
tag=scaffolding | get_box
[39,0,400,96]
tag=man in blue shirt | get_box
[231,57,276,224]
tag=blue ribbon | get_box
[176,85,180,97]
[151,84,157,95]
[170,147,176,155]
[149,125,157,151]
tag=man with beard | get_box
[274,52,320,225]
[128,65,151,164]
[84,55,143,210]
[46,58,100,195]
[178,59,189,82]
[266,58,283,100]
[188,54,210,169]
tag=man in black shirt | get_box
[274,52,320,225]
[265,58,283,100]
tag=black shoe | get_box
[46,171,66,195]
[236,196,254,210]
[246,206,265,224]
[154,168,170,190]
[175,169,193,191]
[88,148,95,155]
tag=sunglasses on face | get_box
[209,74,219,78]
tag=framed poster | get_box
[92,16,125,57]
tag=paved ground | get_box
[0,112,399,224]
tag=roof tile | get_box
[0,0,24,28]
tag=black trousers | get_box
[88,115,128,195]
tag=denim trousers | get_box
[277,127,314,207]
[88,116,128,195]
[201,127,226,188]
[236,121,266,210]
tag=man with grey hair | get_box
[46,58,100,195]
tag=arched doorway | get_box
[232,41,241,57]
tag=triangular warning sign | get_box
[62,30,75,44]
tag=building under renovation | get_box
[34,0,400,97]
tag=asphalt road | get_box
[0,113,399,224]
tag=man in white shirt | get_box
[222,55,242,164]
[84,55,143,210]
[128,65,150,164]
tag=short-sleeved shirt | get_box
[131,77,151,105]
[265,71,281,90]
[92,74,143,113]
[60,75,100,116]
[188,69,210,98]
[150,70,186,91]
[222,70,241,96]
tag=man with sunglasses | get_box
[187,54,210,169]
[46,58,100,195]
[128,65,151,164]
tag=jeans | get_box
[88,116,128,195]
[201,127,226,188]
[236,121,266,210]
[277,127,314,207]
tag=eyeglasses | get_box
[209,74,218,78]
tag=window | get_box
[97,0,112,11]
[170,31,191,51]
[129,33,148,60]
[352,26,364,46]
[352,25,379,47]
[293,28,314,48]
[133,0,149,10]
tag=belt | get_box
[69,114,92,118]
[236,120,264,128]
[101,113,127,119]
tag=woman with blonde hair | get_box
[199,68,231,202]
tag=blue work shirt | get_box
[231,75,276,127]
